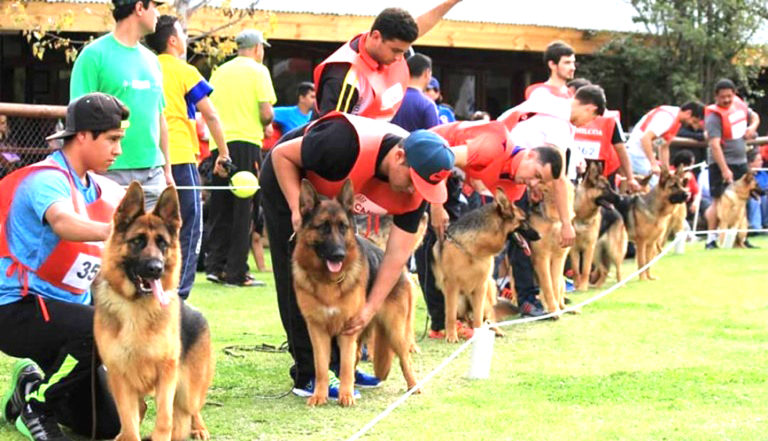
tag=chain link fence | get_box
[0,103,67,179]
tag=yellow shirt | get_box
[209,56,276,148]
[158,54,212,164]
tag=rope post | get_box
[466,325,495,379]
[674,231,687,255]
[722,229,738,248]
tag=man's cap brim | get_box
[409,168,447,204]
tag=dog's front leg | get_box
[305,322,331,406]
[151,359,179,441]
[443,284,461,343]
[337,333,358,407]
[108,372,142,441]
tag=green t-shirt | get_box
[70,33,165,170]
[209,56,276,148]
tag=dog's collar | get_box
[444,231,472,256]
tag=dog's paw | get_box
[492,327,506,337]
[191,428,211,440]
[445,333,459,343]
[408,384,422,394]
[338,392,356,407]
[409,343,421,354]
[307,394,328,407]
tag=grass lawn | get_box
[0,236,766,440]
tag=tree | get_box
[579,0,768,123]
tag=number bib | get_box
[61,253,102,292]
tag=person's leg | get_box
[508,193,544,317]
[141,166,166,211]
[761,193,768,228]
[414,228,445,333]
[204,149,233,279]
[747,198,761,230]
[0,297,119,439]
[172,163,203,300]
[224,142,258,284]
[705,164,724,248]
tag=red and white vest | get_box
[0,158,124,319]
[498,147,528,202]
[524,82,572,100]
[639,106,682,141]
[313,33,409,121]
[304,112,422,215]
[705,96,749,141]
[573,112,621,176]
[430,120,511,192]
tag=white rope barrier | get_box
[344,227,766,441]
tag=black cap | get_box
[47,93,130,141]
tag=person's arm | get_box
[429,202,449,240]
[659,139,672,169]
[745,110,760,140]
[342,224,417,335]
[69,48,99,99]
[259,102,274,127]
[613,142,640,192]
[159,114,174,186]
[44,202,111,242]
[709,135,732,183]
[270,137,305,229]
[640,130,660,175]
[317,64,358,116]
[416,0,463,38]
[196,97,231,177]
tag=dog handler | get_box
[0,93,126,441]
[261,111,454,399]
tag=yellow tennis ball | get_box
[230,171,259,198]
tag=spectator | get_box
[69,0,172,209]
[0,93,128,441]
[425,77,456,124]
[205,29,276,287]
[525,40,576,100]
[746,148,766,232]
[145,15,231,300]
[671,149,700,220]
[470,110,491,121]
[391,53,440,132]
[262,82,316,151]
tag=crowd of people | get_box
[0,0,765,438]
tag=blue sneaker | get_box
[565,278,575,293]
[291,371,361,400]
[354,370,381,388]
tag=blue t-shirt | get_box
[273,105,313,133]
[391,87,440,132]
[437,104,456,124]
[0,151,99,306]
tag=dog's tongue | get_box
[151,279,170,307]
[326,260,343,273]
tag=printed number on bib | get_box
[62,253,102,291]
[576,140,601,160]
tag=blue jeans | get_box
[172,163,202,300]
[747,197,762,230]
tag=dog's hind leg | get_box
[372,321,394,381]
[534,256,557,314]
[380,320,419,392]
[170,409,191,441]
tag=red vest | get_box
[639,106,681,141]
[573,114,621,176]
[524,83,572,100]
[0,158,123,319]
[304,112,422,215]
[705,96,749,141]
[313,33,409,121]
[497,148,528,202]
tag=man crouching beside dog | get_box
[261,111,454,405]
[0,93,128,441]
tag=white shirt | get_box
[626,106,679,158]
[508,114,583,180]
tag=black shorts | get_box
[709,163,748,198]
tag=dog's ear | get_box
[337,179,355,212]
[659,165,671,183]
[114,181,145,233]
[299,179,320,218]
[153,187,181,235]
[637,174,653,189]
[586,161,602,186]
[494,186,513,216]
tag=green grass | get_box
[1,237,767,440]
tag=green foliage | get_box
[580,0,768,122]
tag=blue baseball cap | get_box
[403,130,454,204]
[427,77,440,91]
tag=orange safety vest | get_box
[496,147,528,202]
[0,158,124,320]
[705,96,749,141]
[304,112,423,215]
[313,33,409,121]
[524,83,572,100]
[638,106,681,142]
[573,114,621,176]
[430,120,511,193]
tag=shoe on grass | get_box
[428,329,445,339]
[1,359,43,424]
[15,401,71,441]
[519,300,546,318]
[744,240,759,249]
[704,241,718,250]
[291,371,361,400]
[354,370,380,388]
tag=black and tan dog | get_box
[293,179,418,407]
[570,162,617,291]
[627,166,688,280]
[717,170,765,247]
[432,188,532,342]
[94,182,214,441]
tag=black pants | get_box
[0,296,119,439]
[204,142,261,284]
[259,152,338,388]
[414,228,445,332]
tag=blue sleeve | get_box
[17,170,72,223]
[187,79,213,105]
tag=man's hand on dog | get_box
[342,303,374,335]
[722,167,734,184]
[560,222,575,248]
[430,203,450,241]
[213,155,231,178]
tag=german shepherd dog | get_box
[627,166,688,280]
[293,179,418,407]
[717,170,765,247]
[354,213,429,251]
[569,161,617,291]
[529,180,575,314]
[432,188,532,342]
[94,182,214,441]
